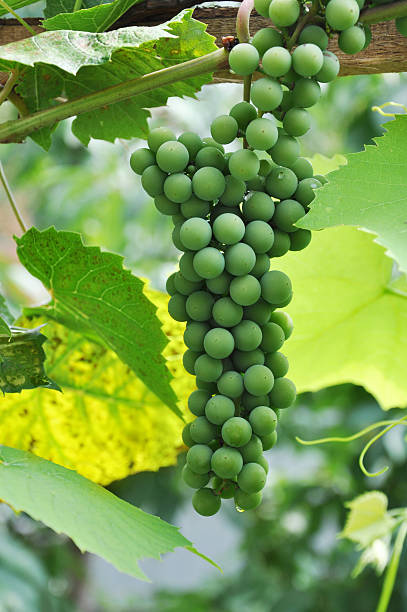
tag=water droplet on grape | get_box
[235,504,245,513]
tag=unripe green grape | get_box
[396,16,407,36]
[195,146,225,171]
[204,327,235,359]
[172,212,186,226]
[147,126,176,152]
[246,175,266,192]
[217,370,244,398]
[141,165,166,197]
[295,177,322,206]
[180,217,212,251]
[229,42,260,75]
[192,487,221,516]
[249,405,277,436]
[269,0,300,26]
[233,348,265,371]
[267,229,290,257]
[164,173,192,203]
[220,175,246,207]
[211,115,239,145]
[261,270,292,305]
[178,131,203,160]
[298,25,329,50]
[315,51,340,82]
[246,118,278,150]
[237,462,267,493]
[290,228,312,251]
[292,43,323,77]
[211,203,243,223]
[190,416,217,444]
[254,0,272,18]
[225,243,256,276]
[206,271,231,295]
[257,455,269,474]
[212,297,243,328]
[229,101,258,130]
[202,137,225,152]
[183,349,200,375]
[222,416,252,447]
[292,78,321,108]
[269,377,296,408]
[244,364,274,395]
[174,272,203,296]
[213,477,237,499]
[181,196,210,219]
[242,392,270,411]
[166,272,177,296]
[213,213,245,245]
[196,379,217,395]
[264,351,289,378]
[193,247,225,280]
[251,253,271,278]
[187,443,213,474]
[273,199,305,232]
[229,149,260,181]
[192,167,226,201]
[283,108,311,137]
[240,435,263,463]
[262,46,292,77]
[194,354,223,382]
[326,0,359,31]
[154,194,179,216]
[260,321,285,352]
[244,299,272,326]
[252,27,284,57]
[269,134,300,167]
[182,422,195,447]
[270,311,293,339]
[235,488,262,510]
[182,465,210,489]
[168,293,188,321]
[172,224,185,251]
[362,24,371,50]
[205,394,236,425]
[232,319,262,351]
[130,148,156,175]
[179,251,202,282]
[211,447,243,479]
[290,157,313,180]
[266,166,298,199]
[188,388,212,416]
[156,141,189,174]
[261,430,277,450]
[251,77,283,111]
[186,290,214,321]
[280,89,294,113]
[314,173,328,184]
[230,275,261,306]
[244,220,275,254]
[338,25,366,54]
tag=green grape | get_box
[244,220,275,254]
[147,126,176,152]
[261,430,277,450]
[217,370,244,398]
[213,213,245,245]
[237,462,267,493]
[180,218,212,251]
[292,43,323,77]
[254,0,272,18]
[192,167,226,201]
[396,16,407,36]
[154,194,179,216]
[172,212,186,225]
[244,299,272,325]
[338,25,366,54]
[260,321,285,352]
[196,379,218,394]
[211,203,243,223]
[183,349,200,374]
[202,137,225,152]
[192,487,221,516]
[225,243,256,276]
[179,251,202,282]
[290,228,312,251]
[211,447,243,479]
[266,166,298,199]
[292,78,321,108]
[190,416,217,444]
[174,272,203,296]
[314,173,328,184]
[280,90,294,113]
[257,455,269,474]
[141,165,166,197]
[290,157,313,180]
[242,392,270,411]
[204,327,235,359]
[156,141,189,173]
[193,248,225,280]
[186,290,214,321]
[172,224,186,251]
[205,394,235,425]
[269,135,300,168]
[229,149,260,181]
[272,199,305,232]
[233,348,265,371]
[194,354,223,382]
[182,422,195,447]
[270,311,293,338]
[240,434,263,462]
[261,270,292,305]
[229,101,258,130]
[269,377,296,408]
[182,465,210,489]
[211,115,239,145]
[213,477,237,499]
[181,196,210,219]
[325,0,359,30]
[362,24,371,50]
[229,43,260,75]
[251,77,283,111]
[244,364,274,395]
[283,108,311,137]
[316,51,340,82]
[355,0,364,9]
[220,175,246,207]
[186,443,213,474]
[269,0,300,26]
[230,275,262,306]
[246,175,266,192]
[166,272,177,296]
[232,320,262,351]
[212,297,243,328]
[298,25,329,50]
[245,118,278,150]
[252,27,283,56]
[222,417,252,447]
[265,351,289,378]
[195,146,225,171]
[168,293,188,321]
[267,229,290,257]
[184,321,210,352]
[234,488,262,510]
[188,388,212,416]
[262,46,292,77]
[205,271,231,295]
[130,148,156,175]
[249,406,277,436]
[251,253,271,278]
[178,131,203,159]
[295,177,322,206]
[164,174,192,203]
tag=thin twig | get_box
[73,0,83,11]
[376,522,407,612]
[0,70,19,107]
[0,0,36,35]
[0,162,27,234]
[287,0,319,49]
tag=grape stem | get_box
[0,161,27,234]
[360,0,407,24]
[287,0,319,49]
[236,0,254,145]
[375,521,407,612]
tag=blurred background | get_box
[1,72,407,611]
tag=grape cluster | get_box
[129,0,376,516]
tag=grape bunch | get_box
[130,0,376,516]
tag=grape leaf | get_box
[0,445,212,580]
[15,227,180,415]
[0,0,39,16]
[43,0,145,33]
[340,492,396,549]
[44,0,110,19]
[0,293,13,326]
[299,115,407,274]
[0,289,194,485]
[0,318,11,338]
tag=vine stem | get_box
[236,0,254,145]
[287,0,319,49]
[0,48,227,144]
[360,0,407,24]
[0,0,36,35]
[0,70,19,107]
[73,0,83,11]
[0,162,27,234]
[375,522,407,612]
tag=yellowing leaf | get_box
[340,492,396,549]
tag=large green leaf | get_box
[44,0,110,19]
[0,445,209,580]
[15,227,180,415]
[299,115,407,273]
[43,0,145,33]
